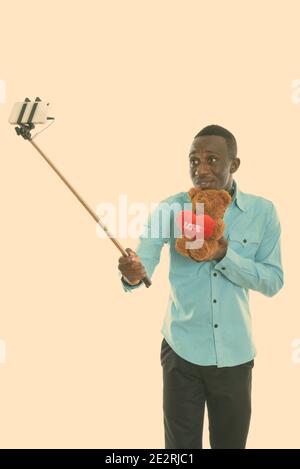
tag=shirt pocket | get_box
[227,232,261,259]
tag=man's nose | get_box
[195,161,211,176]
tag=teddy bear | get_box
[175,187,232,262]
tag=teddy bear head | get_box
[188,187,232,219]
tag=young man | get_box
[118,125,284,449]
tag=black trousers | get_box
[160,337,253,449]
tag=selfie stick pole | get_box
[14,101,152,288]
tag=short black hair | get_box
[194,124,237,159]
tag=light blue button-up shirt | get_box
[119,179,284,367]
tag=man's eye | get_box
[190,158,217,165]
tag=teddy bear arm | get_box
[211,218,225,240]
[176,237,193,258]
[189,239,219,261]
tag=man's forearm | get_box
[215,246,283,297]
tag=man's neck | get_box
[226,179,234,197]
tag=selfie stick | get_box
[13,97,152,288]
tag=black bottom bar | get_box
[0,448,299,467]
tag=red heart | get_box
[176,210,216,240]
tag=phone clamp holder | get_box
[14,97,54,140]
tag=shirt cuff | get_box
[119,271,143,292]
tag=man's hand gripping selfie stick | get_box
[10,97,152,288]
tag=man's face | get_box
[189,135,240,191]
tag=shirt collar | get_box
[183,179,247,212]
[231,179,246,212]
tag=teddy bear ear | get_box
[188,187,200,199]
[218,190,232,205]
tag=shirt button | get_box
[214,324,218,328]
[243,239,247,243]
[221,267,226,270]
[213,273,217,277]
[213,299,217,303]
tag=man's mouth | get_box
[194,178,214,188]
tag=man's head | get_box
[189,124,240,192]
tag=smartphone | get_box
[9,101,50,124]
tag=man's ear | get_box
[230,157,240,174]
